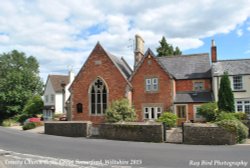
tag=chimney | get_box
[134,34,144,69]
[69,70,74,84]
[211,39,217,63]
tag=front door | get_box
[176,105,187,126]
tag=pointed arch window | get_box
[90,78,107,115]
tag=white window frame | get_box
[145,78,158,92]
[146,79,151,91]
[236,100,250,119]
[143,106,162,120]
[233,75,243,90]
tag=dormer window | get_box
[233,76,243,90]
[193,81,204,91]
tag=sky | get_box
[0,0,250,82]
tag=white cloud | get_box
[236,29,243,37]
[0,0,250,81]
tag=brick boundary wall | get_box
[45,121,92,137]
[96,122,164,142]
[183,123,236,145]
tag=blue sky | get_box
[0,0,250,81]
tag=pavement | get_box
[8,125,44,134]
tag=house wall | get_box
[131,54,173,121]
[213,75,250,101]
[43,79,55,106]
[71,44,128,123]
[176,79,211,92]
[55,93,63,113]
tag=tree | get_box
[156,36,182,57]
[218,72,235,112]
[105,99,136,123]
[23,95,44,116]
[0,50,43,120]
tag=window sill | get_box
[233,90,246,92]
[145,91,159,94]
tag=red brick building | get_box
[70,35,213,124]
[70,43,132,123]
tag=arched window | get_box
[90,78,107,115]
[77,103,83,113]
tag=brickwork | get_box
[176,79,211,92]
[70,43,129,123]
[131,54,173,121]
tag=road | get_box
[0,126,249,168]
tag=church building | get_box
[70,35,213,124]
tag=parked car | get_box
[24,117,41,125]
[59,114,67,121]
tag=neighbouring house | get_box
[212,41,250,118]
[43,71,74,120]
[130,37,213,125]
[69,42,132,123]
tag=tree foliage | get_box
[105,99,136,123]
[156,36,182,56]
[0,50,43,120]
[197,102,218,122]
[157,112,177,128]
[23,95,44,116]
[218,72,235,112]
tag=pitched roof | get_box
[49,75,69,93]
[156,53,211,79]
[175,91,214,103]
[107,52,132,79]
[70,43,132,90]
[212,59,250,76]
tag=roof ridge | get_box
[157,53,209,59]
[217,58,250,62]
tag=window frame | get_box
[89,78,108,116]
[50,94,55,103]
[145,77,159,92]
[143,106,162,120]
[233,75,243,90]
[193,81,204,91]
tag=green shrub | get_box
[216,112,237,121]
[197,102,218,122]
[233,112,247,120]
[34,121,44,127]
[1,119,17,127]
[22,122,36,130]
[105,99,136,123]
[157,112,177,128]
[216,119,249,143]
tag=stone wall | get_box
[45,121,91,137]
[183,123,236,145]
[243,120,250,137]
[96,122,163,142]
